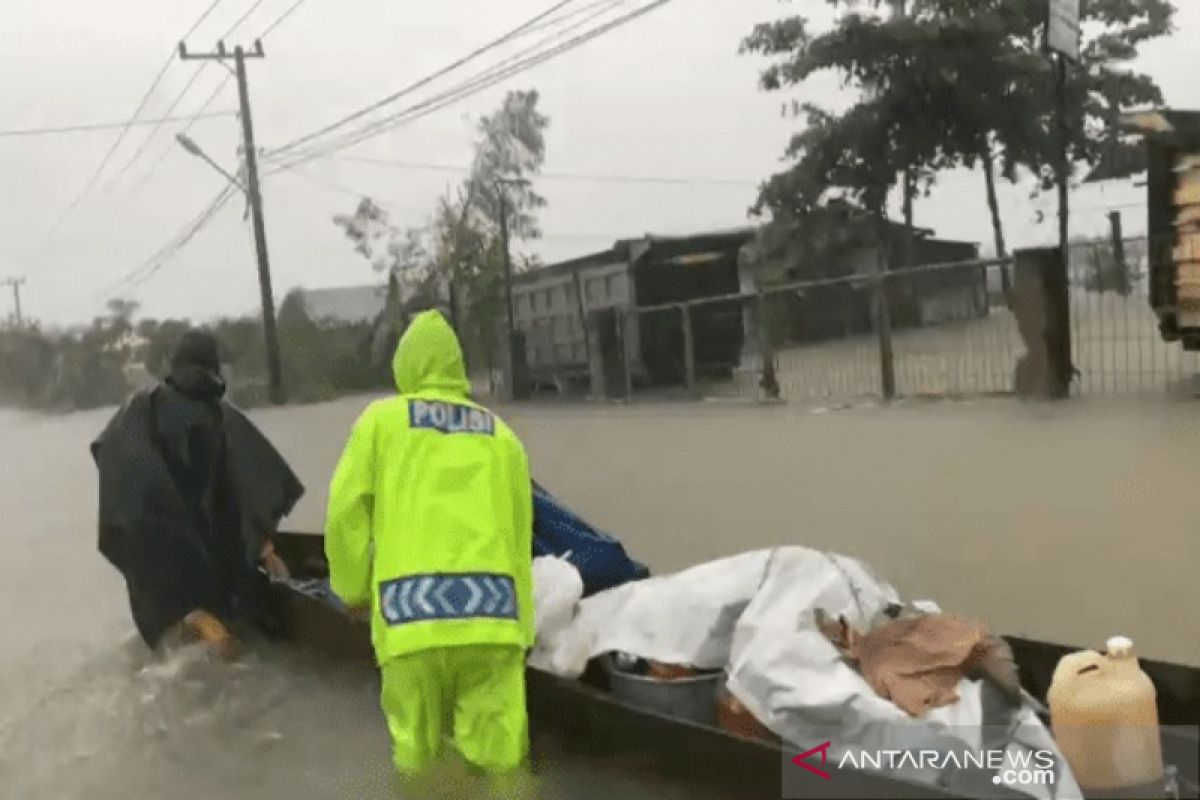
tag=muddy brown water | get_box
[2,396,1196,797]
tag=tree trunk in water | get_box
[982,147,1012,297]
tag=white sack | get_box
[542,549,774,677]
[528,556,586,675]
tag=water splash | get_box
[0,635,387,799]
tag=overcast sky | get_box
[2,0,1198,325]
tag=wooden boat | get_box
[265,531,1199,799]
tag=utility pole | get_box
[2,277,25,327]
[180,40,285,405]
[496,180,516,338]
[496,178,530,401]
[1046,0,1079,305]
[1056,53,1071,283]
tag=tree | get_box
[741,4,980,278]
[741,0,1176,267]
[742,7,953,263]
[332,89,550,377]
[465,89,549,242]
[333,198,437,302]
[106,298,140,324]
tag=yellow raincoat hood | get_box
[392,310,470,397]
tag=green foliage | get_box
[0,297,393,413]
[741,0,1176,244]
[331,89,550,376]
[466,89,549,240]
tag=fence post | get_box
[620,308,634,400]
[504,329,531,402]
[757,292,780,400]
[1045,246,1073,398]
[874,271,896,400]
[1108,211,1128,281]
[585,310,605,400]
[681,303,698,397]
[1012,247,1073,399]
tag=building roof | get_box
[297,284,389,325]
[516,227,760,286]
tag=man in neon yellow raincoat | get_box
[324,310,534,778]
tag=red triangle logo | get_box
[792,741,833,780]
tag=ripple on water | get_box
[0,636,393,800]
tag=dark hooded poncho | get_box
[90,331,304,647]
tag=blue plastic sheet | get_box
[531,481,650,597]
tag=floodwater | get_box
[2,395,1198,797]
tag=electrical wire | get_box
[270,0,627,165]
[268,0,670,172]
[220,0,274,41]
[522,0,623,35]
[260,0,313,38]
[94,0,672,306]
[0,111,237,138]
[274,165,673,244]
[267,0,581,160]
[105,0,273,192]
[100,185,239,299]
[37,0,229,249]
[92,0,325,304]
[125,0,317,196]
[332,154,760,187]
[125,73,236,197]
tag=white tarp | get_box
[531,546,1083,800]
[534,549,774,678]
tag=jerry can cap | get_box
[1106,635,1135,658]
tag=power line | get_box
[126,0,315,196]
[0,110,237,139]
[269,0,670,171]
[95,0,322,305]
[106,0,274,193]
[220,0,274,39]
[260,0,313,38]
[273,167,675,244]
[523,0,623,35]
[333,154,760,187]
[278,165,431,216]
[38,0,229,249]
[100,185,239,299]
[125,73,236,197]
[267,0,580,160]
[271,0,627,165]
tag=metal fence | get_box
[623,257,1021,406]
[484,235,1199,406]
[1067,235,1200,396]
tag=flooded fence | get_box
[1067,235,1200,397]
[617,256,1021,406]
[490,234,1198,406]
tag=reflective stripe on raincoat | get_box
[324,310,534,662]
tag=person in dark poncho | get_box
[91,330,304,656]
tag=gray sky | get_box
[3,0,1199,325]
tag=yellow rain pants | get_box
[381,644,529,777]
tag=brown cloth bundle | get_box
[816,607,1022,717]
